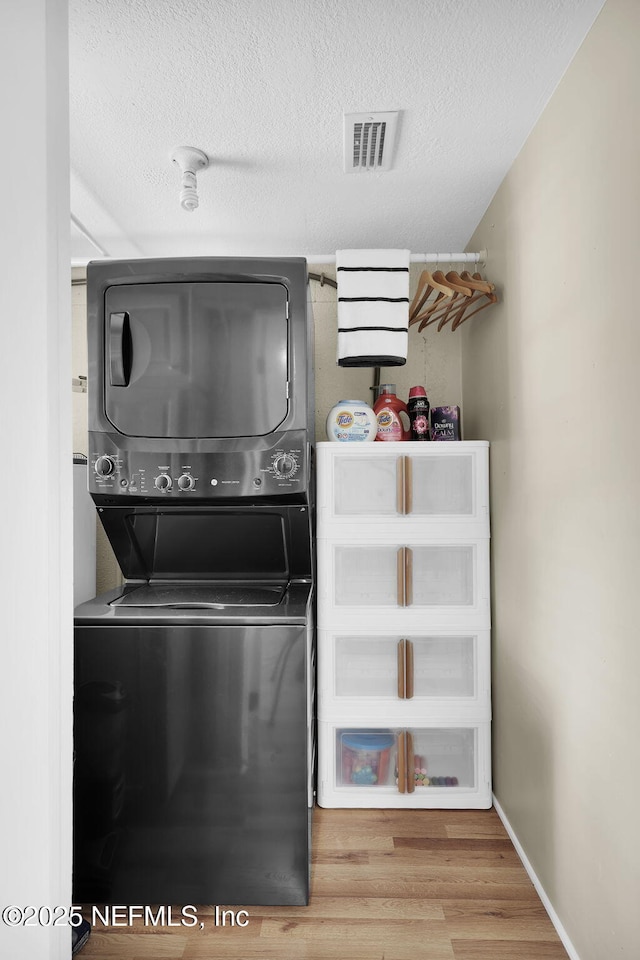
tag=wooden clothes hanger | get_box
[443,274,497,330]
[410,267,498,332]
[415,270,473,331]
[460,270,494,294]
[409,270,453,325]
[433,271,475,330]
[434,270,472,296]
[418,272,498,331]
[451,291,498,329]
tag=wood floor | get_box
[78,806,569,959]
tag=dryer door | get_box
[103,281,289,438]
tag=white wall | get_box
[461,0,640,956]
[0,2,72,958]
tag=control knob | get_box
[177,474,195,491]
[273,453,298,478]
[94,455,115,477]
[154,473,172,491]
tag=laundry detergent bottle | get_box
[373,384,410,441]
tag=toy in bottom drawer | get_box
[339,730,395,785]
[397,728,475,789]
[411,754,459,787]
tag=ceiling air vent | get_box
[344,111,399,173]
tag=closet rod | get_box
[71,249,485,267]
[306,251,485,265]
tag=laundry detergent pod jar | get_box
[326,400,376,442]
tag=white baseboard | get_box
[492,794,581,960]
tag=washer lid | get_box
[99,508,298,582]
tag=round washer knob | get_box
[177,474,195,491]
[274,454,297,478]
[154,473,172,491]
[94,455,115,477]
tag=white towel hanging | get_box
[336,248,410,367]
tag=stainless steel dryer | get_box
[73,258,315,906]
[86,256,313,503]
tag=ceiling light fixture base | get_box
[170,146,209,212]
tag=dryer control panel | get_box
[88,439,309,501]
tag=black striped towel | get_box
[336,248,410,367]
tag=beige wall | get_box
[461,0,640,956]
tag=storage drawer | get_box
[316,441,489,538]
[317,721,491,808]
[317,538,490,627]
[317,629,491,720]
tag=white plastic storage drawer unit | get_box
[315,441,492,809]
[317,628,491,721]
[318,720,492,809]
[316,441,489,539]
[316,536,490,628]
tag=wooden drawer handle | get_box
[397,639,406,699]
[396,547,405,606]
[396,457,405,514]
[404,456,413,515]
[405,640,414,699]
[397,732,407,794]
[406,731,415,793]
[404,547,413,607]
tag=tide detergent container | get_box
[326,400,376,442]
[373,384,410,441]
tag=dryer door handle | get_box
[109,311,131,386]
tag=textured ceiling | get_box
[69,0,605,262]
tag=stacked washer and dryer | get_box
[73,258,315,906]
